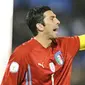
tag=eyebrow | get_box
[50,15,56,18]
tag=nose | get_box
[56,19,60,25]
[54,18,60,25]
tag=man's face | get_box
[43,10,60,39]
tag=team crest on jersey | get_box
[54,51,64,65]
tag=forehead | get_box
[43,10,56,18]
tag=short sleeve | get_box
[1,49,27,85]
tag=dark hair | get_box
[26,6,51,36]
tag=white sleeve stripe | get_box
[28,64,32,85]
[25,64,32,85]
[25,72,28,85]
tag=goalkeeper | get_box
[1,6,85,85]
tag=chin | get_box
[53,35,58,39]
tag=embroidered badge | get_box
[54,51,64,65]
[49,62,55,72]
[10,62,19,73]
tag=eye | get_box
[50,17,54,21]
[50,16,56,21]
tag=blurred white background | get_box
[0,0,13,83]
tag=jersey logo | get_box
[54,51,64,65]
[10,62,19,73]
[38,63,44,68]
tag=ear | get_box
[36,23,44,31]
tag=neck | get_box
[34,34,52,48]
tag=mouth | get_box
[53,28,57,32]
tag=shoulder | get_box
[55,36,79,50]
[13,38,36,54]
[57,36,79,43]
[10,38,36,62]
